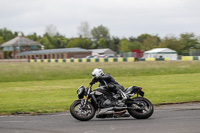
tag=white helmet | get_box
[92,68,104,78]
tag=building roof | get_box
[144,48,177,54]
[90,48,115,55]
[17,47,91,56]
[1,36,42,47]
[91,48,110,53]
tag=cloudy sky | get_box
[0,0,199,38]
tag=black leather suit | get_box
[90,73,124,94]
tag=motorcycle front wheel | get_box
[127,97,154,119]
[70,100,96,121]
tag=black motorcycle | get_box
[70,83,154,121]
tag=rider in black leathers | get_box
[90,68,125,95]
[90,68,130,117]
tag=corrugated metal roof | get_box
[144,48,177,54]
[17,47,91,56]
[91,48,110,53]
[90,48,115,56]
[1,36,42,47]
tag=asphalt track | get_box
[0,103,200,133]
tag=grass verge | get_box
[0,61,200,82]
[0,68,200,114]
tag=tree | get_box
[67,37,92,49]
[0,36,5,45]
[40,36,54,49]
[77,21,91,38]
[91,25,110,41]
[27,32,38,41]
[159,36,184,55]
[136,34,152,44]
[45,24,58,36]
[197,36,200,49]
[98,38,107,48]
[179,33,199,51]
[141,36,160,51]
[119,38,141,52]
[119,38,129,52]
[108,36,120,52]
[55,35,69,48]
[0,28,17,42]
[80,38,92,49]
[129,41,141,50]
[129,36,137,42]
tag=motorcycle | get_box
[70,82,154,121]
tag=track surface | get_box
[0,103,200,133]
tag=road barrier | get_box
[137,58,169,61]
[181,56,200,61]
[29,57,170,63]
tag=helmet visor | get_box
[92,74,95,77]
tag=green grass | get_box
[1,61,200,82]
[0,61,200,114]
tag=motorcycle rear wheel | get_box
[127,97,154,119]
[70,100,96,121]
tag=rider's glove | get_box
[97,76,102,80]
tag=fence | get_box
[189,49,200,56]
[29,57,169,63]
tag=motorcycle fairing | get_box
[124,86,144,97]
[93,87,113,97]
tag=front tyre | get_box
[70,100,95,121]
[127,97,154,119]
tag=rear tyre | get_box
[70,100,95,121]
[127,97,154,119]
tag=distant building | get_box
[0,36,92,59]
[132,49,144,58]
[91,48,115,56]
[0,36,42,59]
[143,48,177,60]
[17,47,92,59]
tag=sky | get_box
[0,0,200,38]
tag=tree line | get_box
[0,24,200,55]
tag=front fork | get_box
[80,99,89,111]
[81,99,87,106]
[80,92,90,109]
[81,86,91,107]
